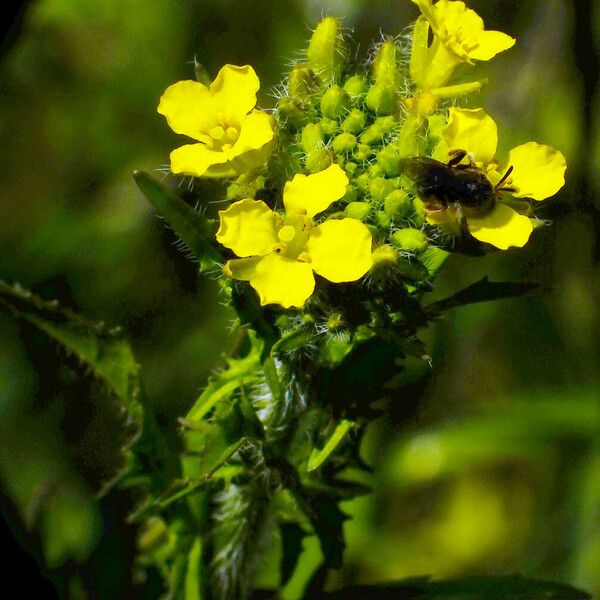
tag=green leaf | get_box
[184,537,206,600]
[307,420,353,472]
[0,280,142,418]
[426,277,538,314]
[133,170,220,267]
[311,575,591,599]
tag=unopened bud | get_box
[384,189,412,218]
[344,201,371,220]
[289,63,319,99]
[372,39,399,88]
[390,228,429,253]
[369,177,397,204]
[372,244,400,265]
[278,97,308,130]
[332,132,357,154]
[305,147,332,172]
[366,84,396,115]
[301,122,324,153]
[307,17,347,84]
[321,84,350,118]
[343,74,368,98]
[341,109,367,134]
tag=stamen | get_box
[226,127,239,141]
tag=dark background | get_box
[1,0,599,597]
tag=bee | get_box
[399,149,515,222]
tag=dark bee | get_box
[399,149,515,221]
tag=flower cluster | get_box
[157,0,566,309]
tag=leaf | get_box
[310,575,591,599]
[0,280,142,417]
[184,537,206,600]
[0,280,143,493]
[133,170,220,268]
[426,277,538,314]
[307,420,353,472]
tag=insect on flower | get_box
[399,150,515,224]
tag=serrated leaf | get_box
[133,170,220,267]
[0,280,143,493]
[426,277,538,314]
[312,575,591,599]
[0,280,142,420]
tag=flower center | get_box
[278,225,296,243]
[202,118,240,152]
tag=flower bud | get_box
[353,143,372,162]
[366,84,396,115]
[369,177,396,204]
[384,189,412,218]
[289,63,319,99]
[332,132,357,154]
[307,17,347,84]
[343,74,368,99]
[320,117,339,136]
[278,97,308,130]
[372,39,399,88]
[341,109,367,134]
[390,228,429,253]
[321,84,350,118]
[300,122,324,153]
[375,210,392,228]
[344,201,371,220]
[376,145,401,176]
[305,147,332,172]
[372,244,399,265]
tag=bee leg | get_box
[447,149,467,167]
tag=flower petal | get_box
[158,80,216,140]
[250,253,315,308]
[223,256,264,281]
[230,110,275,158]
[306,218,373,282]
[507,142,566,200]
[170,143,229,177]
[283,164,349,218]
[470,30,516,61]
[209,64,259,127]
[467,203,533,249]
[216,199,279,257]
[443,107,498,164]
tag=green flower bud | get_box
[307,17,346,84]
[344,161,358,174]
[344,201,371,220]
[384,189,412,218]
[390,228,429,253]
[305,147,332,172]
[372,39,399,88]
[343,74,368,98]
[342,184,359,202]
[368,163,385,178]
[366,84,396,115]
[355,172,371,192]
[369,176,397,204]
[301,122,324,153]
[375,210,392,228]
[376,145,401,176]
[278,97,308,130]
[412,196,426,227]
[289,63,319,99]
[341,108,367,134]
[353,143,372,162]
[319,117,339,136]
[332,132,357,154]
[321,84,350,118]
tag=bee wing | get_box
[398,156,449,192]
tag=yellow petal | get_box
[250,253,315,308]
[470,30,516,61]
[170,143,228,177]
[467,203,533,249]
[158,80,216,140]
[306,218,373,282]
[216,199,279,257]
[443,107,498,165]
[507,142,567,201]
[283,164,348,218]
[209,64,259,127]
[223,256,263,281]
[229,110,275,158]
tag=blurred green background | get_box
[1,0,599,597]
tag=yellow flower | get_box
[216,165,374,308]
[410,0,515,89]
[158,64,275,178]
[428,107,566,250]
